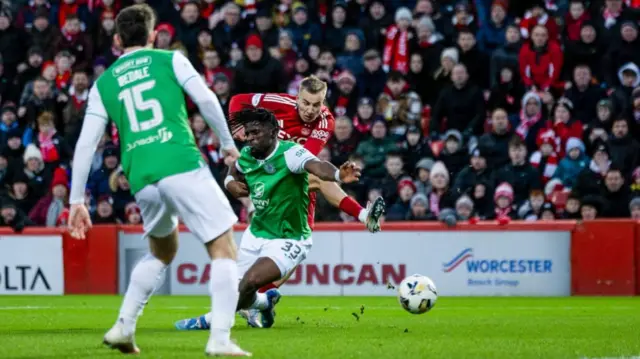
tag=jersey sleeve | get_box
[284,144,318,174]
[235,160,244,174]
[304,107,335,156]
[69,85,109,204]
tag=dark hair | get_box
[386,151,403,160]
[236,108,279,131]
[508,135,525,148]
[457,28,475,37]
[65,13,79,22]
[115,4,157,48]
[387,71,405,83]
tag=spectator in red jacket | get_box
[519,24,563,91]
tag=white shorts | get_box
[237,228,312,278]
[135,167,238,243]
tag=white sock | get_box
[358,208,369,223]
[118,253,167,336]
[209,259,239,344]
[249,292,269,310]
[204,311,213,326]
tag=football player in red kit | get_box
[174,76,385,331]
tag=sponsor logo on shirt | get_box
[310,130,330,141]
[125,127,173,152]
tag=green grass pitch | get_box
[0,296,639,359]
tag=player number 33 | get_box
[281,241,302,260]
[118,79,164,132]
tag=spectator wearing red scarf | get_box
[57,0,90,30]
[564,0,590,42]
[383,7,414,74]
[544,98,583,158]
[54,13,93,70]
[519,1,559,41]
[33,112,71,171]
[519,24,563,92]
[53,51,73,91]
[530,128,560,185]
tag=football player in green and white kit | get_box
[225,108,361,327]
[67,4,249,357]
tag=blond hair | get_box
[299,75,328,94]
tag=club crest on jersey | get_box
[263,163,275,174]
[301,127,311,136]
[252,182,265,198]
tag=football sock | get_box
[209,259,239,344]
[258,283,278,292]
[339,196,367,223]
[249,292,270,310]
[118,253,167,336]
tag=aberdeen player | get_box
[227,76,384,234]
[174,76,385,331]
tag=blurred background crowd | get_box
[1,0,640,230]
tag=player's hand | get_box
[338,161,362,184]
[222,147,240,167]
[227,180,249,198]
[68,204,92,240]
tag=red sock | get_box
[339,196,364,219]
[258,283,278,293]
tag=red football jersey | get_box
[229,93,336,228]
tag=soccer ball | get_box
[397,274,438,314]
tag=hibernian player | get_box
[223,107,360,328]
[66,4,250,357]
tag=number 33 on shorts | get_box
[280,241,302,260]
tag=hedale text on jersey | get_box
[117,66,150,87]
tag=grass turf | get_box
[0,296,638,359]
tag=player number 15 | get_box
[118,80,164,132]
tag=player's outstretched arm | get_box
[68,85,109,238]
[172,51,238,160]
[284,144,360,184]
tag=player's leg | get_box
[103,184,178,354]
[174,227,263,330]
[160,167,249,356]
[237,238,311,328]
[313,175,386,233]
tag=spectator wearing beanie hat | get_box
[454,194,475,220]
[580,194,604,220]
[438,129,468,180]
[574,139,611,197]
[28,167,68,226]
[6,170,36,215]
[382,7,414,74]
[22,143,50,198]
[428,161,456,218]
[516,91,547,153]
[286,3,322,54]
[544,98,582,157]
[407,193,431,221]
[553,137,589,189]
[386,178,417,221]
[87,144,119,199]
[328,69,359,118]
[432,47,458,102]
[414,158,435,195]
[491,181,517,220]
[232,33,286,94]
[453,144,492,196]
[539,201,557,220]
[324,1,351,54]
[93,194,117,224]
[530,128,559,185]
[125,202,142,225]
[409,15,445,80]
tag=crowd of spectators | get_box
[1,0,640,230]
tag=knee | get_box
[238,272,262,295]
[207,230,237,260]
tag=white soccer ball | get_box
[397,274,438,314]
